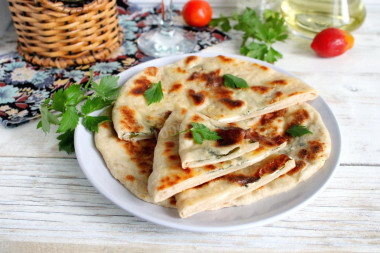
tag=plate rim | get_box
[74,52,341,232]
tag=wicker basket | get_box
[7,0,124,68]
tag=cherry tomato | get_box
[182,0,213,27]
[311,28,354,57]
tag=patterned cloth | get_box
[0,2,229,128]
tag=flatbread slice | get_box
[176,154,296,218]
[94,109,176,208]
[112,55,318,141]
[176,102,331,217]
[179,111,259,168]
[148,110,287,203]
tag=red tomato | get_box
[311,28,354,57]
[182,0,213,27]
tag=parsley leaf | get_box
[50,89,65,112]
[91,76,120,99]
[37,106,60,133]
[209,14,231,32]
[144,81,164,105]
[64,84,83,106]
[211,8,288,63]
[57,130,75,154]
[82,115,111,132]
[57,106,79,133]
[37,71,121,154]
[176,122,222,144]
[81,97,113,115]
[286,124,313,137]
[223,74,249,89]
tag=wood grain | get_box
[0,157,379,252]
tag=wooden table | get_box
[1,1,379,252]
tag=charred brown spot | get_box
[244,130,287,147]
[185,131,193,139]
[216,127,244,146]
[125,175,135,182]
[120,106,143,132]
[187,71,200,81]
[288,109,310,127]
[260,65,269,71]
[169,155,181,161]
[129,76,151,95]
[185,55,198,65]
[188,89,206,106]
[157,168,194,190]
[205,164,216,170]
[165,141,175,148]
[218,55,234,62]
[214,87,234,99]
[191,114,202,122]
[169,83,183,93]
[256,154,290,178]
[123,139,156,175]
[270,91,283,104]
[202,70,224,88]
[223,155,290,186]
[144,66,158,76]
[297,141,324,161]
[308,141,324,160]
[187,70,224,88]
[251,86,273,94]
[269,79,287,85]
[176,67,187,73]
[181,108,187,115]
[288,160,307,175]
[164,141,176,154]
[288,91,302,97]
[219,98,245,109]
[260,109,287,125]
[100,122,109,129]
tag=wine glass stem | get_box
[160,0,174,36]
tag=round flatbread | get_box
[94,110,176,208]
[112,55,318,141]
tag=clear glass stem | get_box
[160,0,174,35]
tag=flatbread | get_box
[94,109,176,208]
[179,111,259,168]
[176,154,296,218]
[148,110,288,203]
[112,55,318,141]
[176,103,331,217]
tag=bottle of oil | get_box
[281,0,366,39]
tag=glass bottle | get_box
[281,0,366,39]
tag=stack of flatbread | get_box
[95,55,331,218]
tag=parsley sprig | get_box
[210,9,288,63]
[37,71,120,153]
[176,122,222,144]
[223,74,249,89]
[286,124,313,137]
[144,81,164,105]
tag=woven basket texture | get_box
[7,0,123,68]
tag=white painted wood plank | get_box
[0,157,379,251]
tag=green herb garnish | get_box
[286,124,313,137]
[37,71,120,153]
[223,74,249,89]
[210,9,288,63]
[176,122,222,144]
[144,81,164,105]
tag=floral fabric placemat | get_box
[0,2,230,128]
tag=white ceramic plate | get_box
[74,53,341,232]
